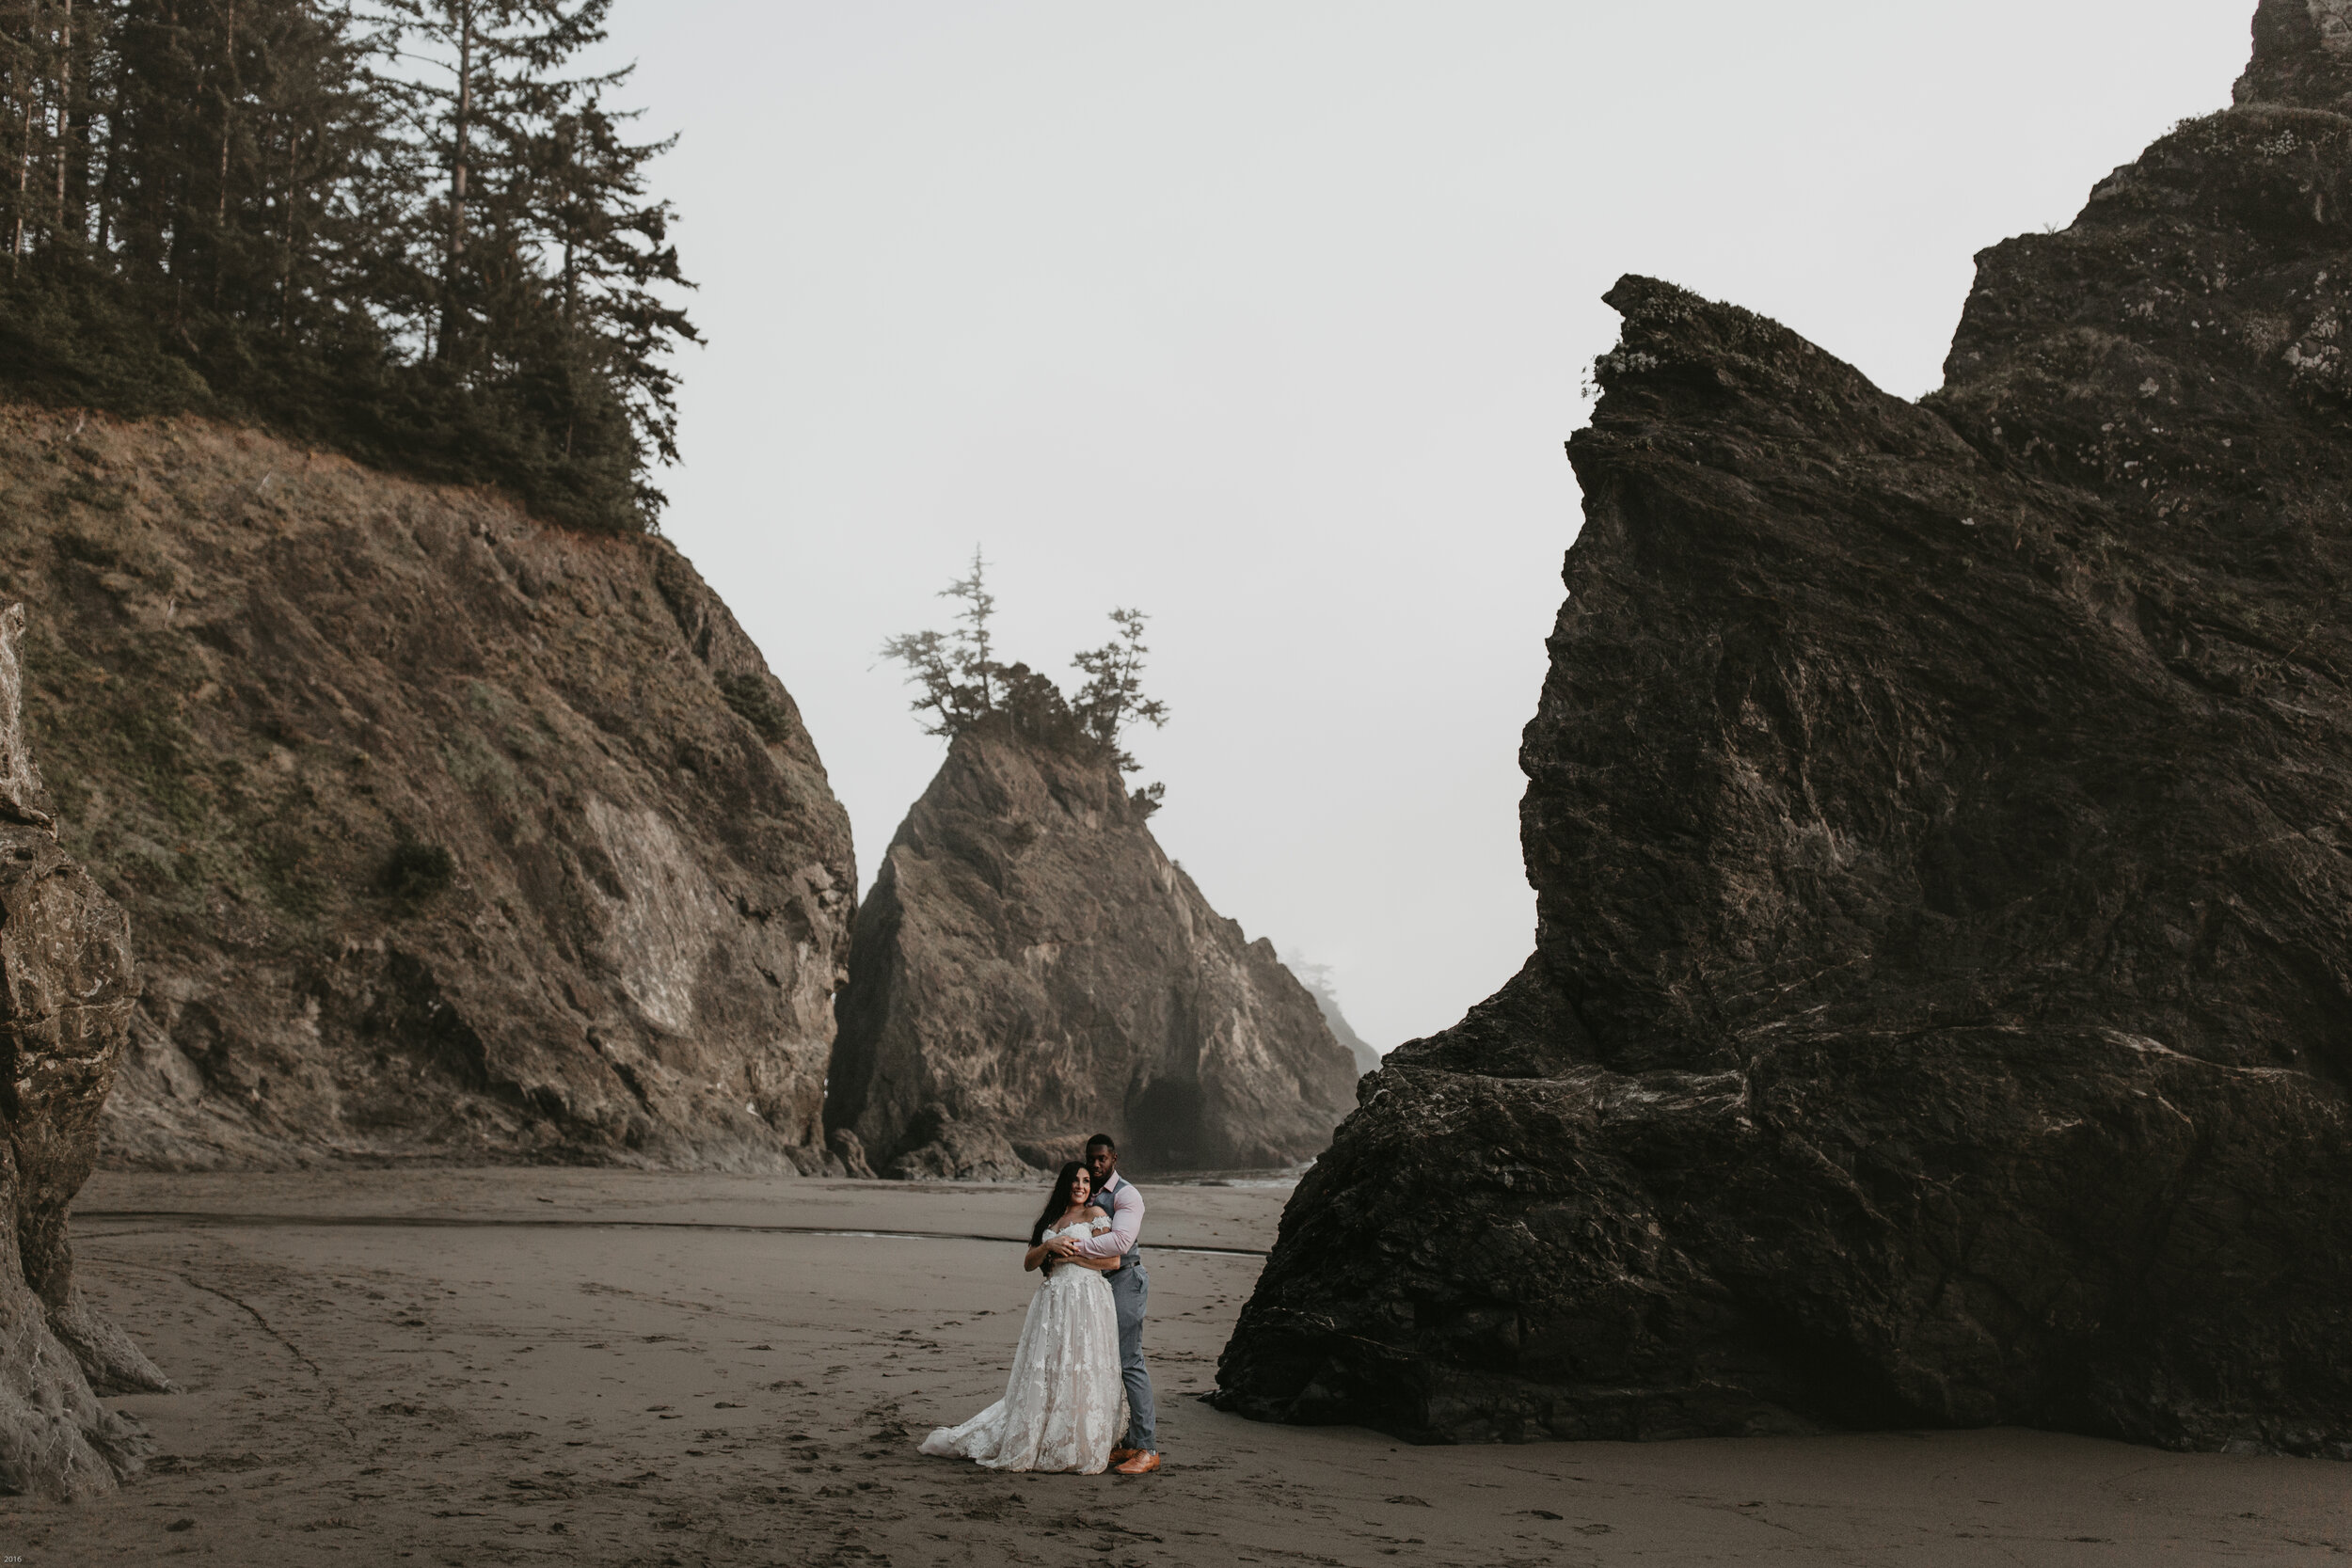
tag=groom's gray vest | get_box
[1101,1175,1143,1274]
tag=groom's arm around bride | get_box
[1046,1133,1160,1474]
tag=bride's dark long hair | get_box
[1029,1162,1093,1273]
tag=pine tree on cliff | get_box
[376,0,698,519]
[521,86,696,476]
[97,0,399,339]
[0,0,695,531]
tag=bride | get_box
[919,1161,1129,1473]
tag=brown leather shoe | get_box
[1106,1447,1141,1466]
[1112,1450,1161,1476]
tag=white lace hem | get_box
[919,1261,1128,1474]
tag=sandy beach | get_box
[6,1169,2344,1565]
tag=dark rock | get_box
[1215,5,2352,1454]
[828,716,1356,1177]
[0,604,162,1496]
[2234,0,2352,111]
[827,1127,876,1180]
[886,1107,1035,1183]
[0,407,855,1171]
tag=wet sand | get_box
[10,1168,2348,1565]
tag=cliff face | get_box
[1215,3,2352,1453]
[0,404,855,1171]
[1303,979,1381,1078]
[0,604,167,1497]
[827,719,1357,1178]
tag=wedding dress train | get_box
[919,1217,1129,1473]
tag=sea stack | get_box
[1215,0,2352,1453]
[827,706,1357,1179]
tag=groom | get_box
[1047,1132,1158,1474]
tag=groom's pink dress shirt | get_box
[1071,1179,1143,1262]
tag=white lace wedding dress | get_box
[919,1215,1129,1473]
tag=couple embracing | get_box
[919,1133,1162,1476]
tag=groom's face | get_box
[1086,1145,1116,1188]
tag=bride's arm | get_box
[1065,1209,1120,1269]
[1028,1233,1117,1271]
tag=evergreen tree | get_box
[1072,608,1168,768]
[882,547,1007,737]
[1072,607,1168,816]
[883,555,1171,813]
[3,0,92,266]
[507,79,696,500]
[0,0,695,532]
[372,0,605,352]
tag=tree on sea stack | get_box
[880,547,1006,737]
[882,552,1169,814]
[1072,608,1168,814]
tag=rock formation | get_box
[0,404,855,1171]
[1215,1,2352,1454]
[1330,1020,1378,1078]
[0,602,167,1497]
[827,707,1357,1178]
[1290,958,1381,1077]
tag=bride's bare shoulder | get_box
[1082,1205,1108,1221]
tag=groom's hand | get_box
[1044,1236,1079,1258]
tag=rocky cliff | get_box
[0,602,167,1497]
[1292,962,1381,1077]
[827,714,1357,1178]
[1214,1,2352,1453]
[0,404,855,1171]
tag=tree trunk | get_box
[90,63,117,251]
[62,0,94,244]
[11,87,29,268]
[439,0,470,360]
[51,0,66,233]
[279,125,295,335]
[215,0,233,223]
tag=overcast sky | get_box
[599,2,2249,1055]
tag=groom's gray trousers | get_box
[1106,1259,1155,1450]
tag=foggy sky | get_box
[598,2,2246,1055]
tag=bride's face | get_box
[1069,1171,1091,1208]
